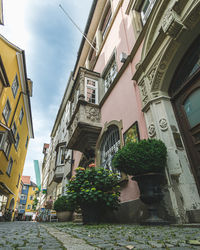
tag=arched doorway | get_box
[169,35,200,194]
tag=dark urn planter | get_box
[81,203,103,225]
[134,173,169,225]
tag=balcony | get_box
[67,68,102,156]
[53,165,64,183]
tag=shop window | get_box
[12,122,17,136]
[19,107,24,124]
[100,125,121,173]
[11,75,19,98]
[57,145,65,166]
[85,78,98,104]
[6,157,13,176]
[2,99,11,124]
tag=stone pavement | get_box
[0,221,200,249]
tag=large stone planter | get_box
[56,211,73,222]
[134,173,168,225]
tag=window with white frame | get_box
[22,185,27,190]
[30,195,33,200]
[11,122,17,136]
[15,133,20,150]
[100,3,112,40]
[19,107,24,124]
[20,194,26,200]
[130,0,157,36]
[6,157,13,176]
[104,59,117,92]
[140,0,157,25]
[57,145,65,165]
[3,136,11,157]
[85,78,98,104]
[19,204,25,210]
[11,75,19,98]
[100,125,121,173]
[3,99,11,123]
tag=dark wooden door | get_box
[172,71,200,193]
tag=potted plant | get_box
[112,139,168,225]
[53,196,74,222]
[66,165,120,224]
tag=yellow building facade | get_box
[25,184,38,216]
[0,35,34,218]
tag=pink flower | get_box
[89,163,95,168]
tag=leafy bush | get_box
[66,166,120,211]
[112,139,167,175]
[53,196,74,212]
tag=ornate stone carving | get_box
[86,106,101,122]
[148,123,156,137]
[159,118,168,131]
[162,9,183,38]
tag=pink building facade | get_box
[61,0,200,223]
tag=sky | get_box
[0,0,93,182]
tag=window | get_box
[32,187,36,191]
[3,99,11,123]
[0,132,4,147]
[100,125,121,173]
[21,194,26,200]
[19,107,24,124]
[15,133,19,150]
[19,204,25,210]
[25,136,29,148]
[100,4,112,40]
[3,136,11,157]
[57,146,65,165]
[16,174,20,188]
[6,157,13,176]
[27,204,31,209]
[22,185,27,190]
[12,122,17,136]
[11,75,19,98]
[85,78,98,104]
[30,195,33,200]
[131,0,157,36]
[140,0,157,25]
[104,59,117,92]
[184,89,200,128]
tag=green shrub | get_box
[112,139,167,175]
[53,196,74,212]
[65,166,121,210]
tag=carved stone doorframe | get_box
[133,1,200,222]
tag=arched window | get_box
[100,125,120,173]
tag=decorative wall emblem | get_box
[86,107,100,122]
[159,118,168,131]
[148,123,156,137]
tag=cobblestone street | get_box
[0,222,200,249]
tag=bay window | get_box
[85,78,98,104]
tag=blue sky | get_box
[1,0,93,182]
